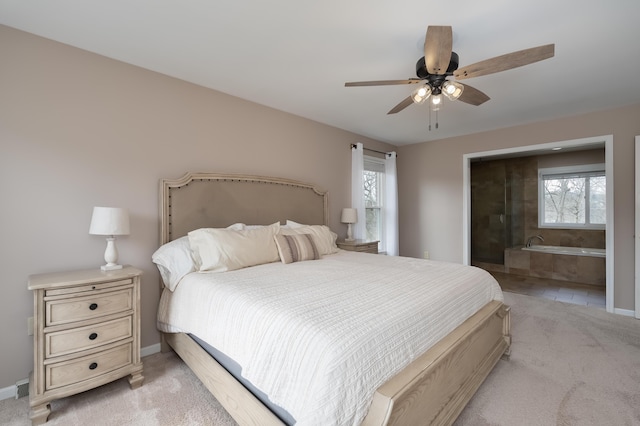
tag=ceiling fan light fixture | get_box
[443,80,464,100]
[411,84,431,104]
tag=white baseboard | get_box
[0,343,163,401]
[614,307,635,317]
[141,343,162,357]
[0,384,16,401]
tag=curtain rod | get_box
[350,144,396,157]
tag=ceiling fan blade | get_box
[424,25,453,75]
[345,79,422,87]
[457,83,490,106]
[387,96,414,114]
[454,44,555,80]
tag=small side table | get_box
[337,239,379,254]
[28,266,144,425]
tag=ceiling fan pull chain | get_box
[428,106,432,131]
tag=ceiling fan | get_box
[345,26,554,116]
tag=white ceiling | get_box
[2,0,639,146]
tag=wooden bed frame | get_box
[158,172,511,426]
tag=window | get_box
[538,164,606,229]
[363,156,385,252]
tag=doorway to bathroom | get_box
[462,135,614,313]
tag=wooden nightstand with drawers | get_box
[337,239,379,254]
[27,266,144,425]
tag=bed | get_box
[155,172,511,426]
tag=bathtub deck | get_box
[502,247,606,286]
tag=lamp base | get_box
[101,264,123,271]
[346,223,354,241]
[101,237,123,271]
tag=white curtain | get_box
[351,143,366,240]
[384,152,399,256]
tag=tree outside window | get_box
[539,165,605,229]
[363,157,385,251]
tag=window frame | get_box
[538,163,606,230]
[363,155,386,253]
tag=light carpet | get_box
[1,292,639,425]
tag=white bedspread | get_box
[157,251,503,426]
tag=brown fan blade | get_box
[345,79,422,87]
[387,96,414,114]
[457,83,490,106]
[424,26,453,75]
[454,44,555,80]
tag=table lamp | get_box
[89,206,130,271]
[341,208,357,241]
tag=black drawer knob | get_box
[89,332,98,340]
[89,303,98,310]
[89,362,98,370]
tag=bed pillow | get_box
[189,222,280,272]
[152,223,245,291]
[285,220,305,228]
[152,236,195,291]
[281,224,338,256]
[274,233,320,264]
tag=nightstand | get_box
[27,266,144,425]
[337,239,379,254]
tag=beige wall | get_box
[2,23,638,393]
[397,104,640,312]
[0,26,394,389]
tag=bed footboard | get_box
[164,300,510,426]
[362,300,511,426]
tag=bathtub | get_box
[504,245,606,285]
[522,245,606,258]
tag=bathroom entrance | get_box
[463,135,614,312]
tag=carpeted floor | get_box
[2,292,639,425]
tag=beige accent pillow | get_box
[281,224,338,255]
[152,223,246,290]
[188,223,280,272]
[274,233,320,264]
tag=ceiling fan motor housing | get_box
[416,51,459,80]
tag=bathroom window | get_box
[538,164,606,229]
[364,156,385,252]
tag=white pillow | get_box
[152,223,245,291]
[152,236,194,292]
[285,220,305,228]
[189,222,280,272]
[281,224,338,256]
[243,223,291,230]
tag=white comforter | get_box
[157,251,503,426]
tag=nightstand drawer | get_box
[46,342,133,390]
[46,288,133,327]
[46,316,133,358]
[337,240,379,254]
[353,243,378,253]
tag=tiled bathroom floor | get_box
[488,271,606,308]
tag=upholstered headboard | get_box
[159,173,328,244]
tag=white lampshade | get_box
[89,207,130,271]
[341,208,357,224]
[89,207,130,236]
